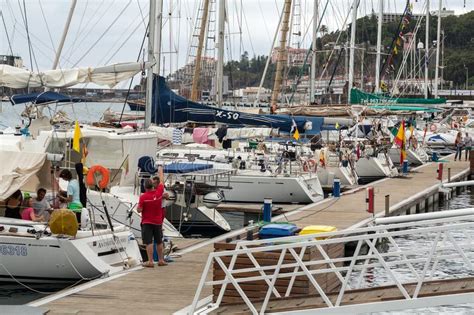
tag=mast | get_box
[191,0,211,102]
[271,0,292,113]
[434,0,442,98]
[375,0,383,93]
[145,0,163,128]
[348,0,359,103]
[424,0,429,99]
[310,0,319,103]
[255,5,285,106]
[52,0,77,70]
[216,0,225,107]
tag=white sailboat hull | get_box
[0,218,141,283]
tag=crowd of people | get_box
[2,169,84,223]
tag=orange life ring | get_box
[430,124,437,132]
[86,165,110,189]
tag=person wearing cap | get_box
[58,169,83,223]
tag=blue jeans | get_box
[455,146,463,160]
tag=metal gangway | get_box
[188,211,474,314]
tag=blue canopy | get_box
[151,75,323,134]
[163,163,213,174]
[10,91,84,105]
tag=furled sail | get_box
[0,62,149,89]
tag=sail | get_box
[0,62,149,89]
[151,75,321,133]
[350,88,446,105]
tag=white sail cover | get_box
[0,151,48,200]
[0,62,149,88]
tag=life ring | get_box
[86,165,110,189]
[430,124,437,132]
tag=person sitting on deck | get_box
[21,195,44,222]
[4,190,23,219]
[138,178,167,268]
[32,188,52,221]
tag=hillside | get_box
[220,10,474,91]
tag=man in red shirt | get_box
[138,178,167,267]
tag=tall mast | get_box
[424,0,429,99]
[191,0,211,102]
[271,0,292,113]
[375,0,383,93]
[216,0,225,107]
[434,0,442,98]
[310,0,319,103]
[52,0,77,70]
[348,0,359,103]
[145,0,163,128]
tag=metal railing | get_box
[189,214,474,314]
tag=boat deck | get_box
[39,156,470,314]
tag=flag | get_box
[394,120,407,164]
[72,120,82,153]
[81,143,88,164]
[319,150,326,167]
[291,119,300,140]
[122,155,130,175]
[335,122,340,130]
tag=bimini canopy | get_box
[10,91,84,106]
[0,151,51,200]
[151,75,322,134]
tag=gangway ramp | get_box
[190,214,474,314]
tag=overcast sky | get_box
[0,0,472,88]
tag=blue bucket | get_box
[432,152,439,162]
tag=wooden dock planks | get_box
[43,157,470,314]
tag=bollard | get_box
[333,179,341,197]
[402,159,409,175]
[263,198,272,222]
[437,163,444,181]
[385,195,390,217]
[448,168,451,183]
[366,187,374,214]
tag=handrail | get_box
[189,214,474,314]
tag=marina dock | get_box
[35,156,470,314]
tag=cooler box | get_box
[299,225,337,239]
[259,223,299,239]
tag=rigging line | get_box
[67,0,90,55]
[72,0,132,67]
[257,0,273,44]
[318,3,352,83]
[100,12,148,65]
[136,0,147,29]
[63,0,107,60]
[241,4,256,56]
[17,0,33,71]
[37,0,56,53]
[118,24,149,125]
[0,11,14,55]
[288,0,330,104]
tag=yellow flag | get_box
[72,120,82,153]
[335,122,340,130]
[293,128,300,140]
